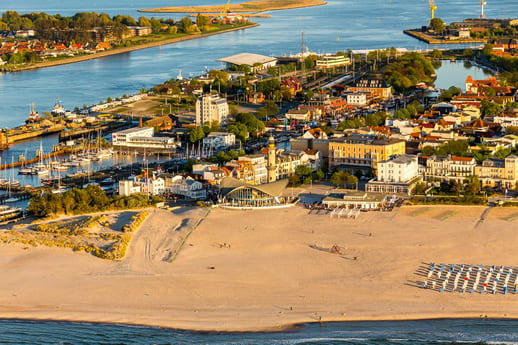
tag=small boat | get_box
[62,161,79,168]
[4,197,20,203]
[18,167,33,175]
[51,164,69,171]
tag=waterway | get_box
[1,0,518,128]
[434,60,493,91]
[2,318,518,344]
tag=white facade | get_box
[118,180,141,196]
[113,127,154,145]
[112,127,177,150]
[346,92,368,106]
[118,177,164,196]
[494,116,518,128]
[239,155,268,185]
[315,55,351,69]
[195,94,229,126]
[377,154,418,183]
[202,132,236,149]
[167,176,206,199]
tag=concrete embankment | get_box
[404,29,487,44]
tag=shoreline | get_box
[2,24,259,73]
[2,205,518,332]
[139,0,327,14]
[0,314,514,333]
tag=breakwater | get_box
[403,29,487,44]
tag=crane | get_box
[219,0,232,19]
[428,0,437,20]
[480,0,487,19]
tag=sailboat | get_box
[32,141,49,176]
[18,149,32,175]
[5,157,20,203]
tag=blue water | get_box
[1,0,518,127]
[2,318,518,344]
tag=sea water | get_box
[2,318,518,344]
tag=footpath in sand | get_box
[0,205,518,331]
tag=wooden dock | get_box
[0,149,65,171]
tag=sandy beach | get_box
[1,204,518,332]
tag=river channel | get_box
[1,0,517,128]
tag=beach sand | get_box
[0,205,518,332]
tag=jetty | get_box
[404,29,487,44]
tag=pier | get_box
[403,30,487,45]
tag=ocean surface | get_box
[1,0,518,127]
[2,318,518,344]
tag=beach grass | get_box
[439,210,459,221]
[410,207,431,217]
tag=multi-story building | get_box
[227,155,268,185]
[345,92,368,106]
[315,54,351,69]
[423,155,477,182]
[166,175,206,199]
[366,154,419,195]
[112,127,178,151]
[328,134,406,172]
[376,154,419,183]
[118,177,165,196]
[347,79,392,100]
[195,94,229,126]
[475,155,518,189]
[202,132,236,149]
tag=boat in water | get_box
[4,197,20,203]
[26,102,41,124]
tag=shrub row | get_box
[122,211,149,233]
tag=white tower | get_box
[480,0,487,19]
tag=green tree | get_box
[227,123,248,142]
[188,126,205,143]
[430,18,446,32]
[178,16,193,33]
[482,43,494,56]
[196,13,209,31]
[464,175,481,196]
[295,165,312,180]
[138,16,151,27]
[480,99,502,117]
[431,49,442,59]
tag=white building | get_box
[315,54,351,69]
[118,180,141,196]
[112,127,178,151]
[167,176,206,199]
[216,53,277,72]
[118,177,165,196]
[202,132,236,149]
[345,92,368,106]
[195,94,229,126]
[493,116,518,129]
[366,154,419,195]
[377,154,419,183]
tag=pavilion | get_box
[218,177,295,208]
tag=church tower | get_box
[267,135,277,183]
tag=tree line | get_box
[27,185,162,217]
